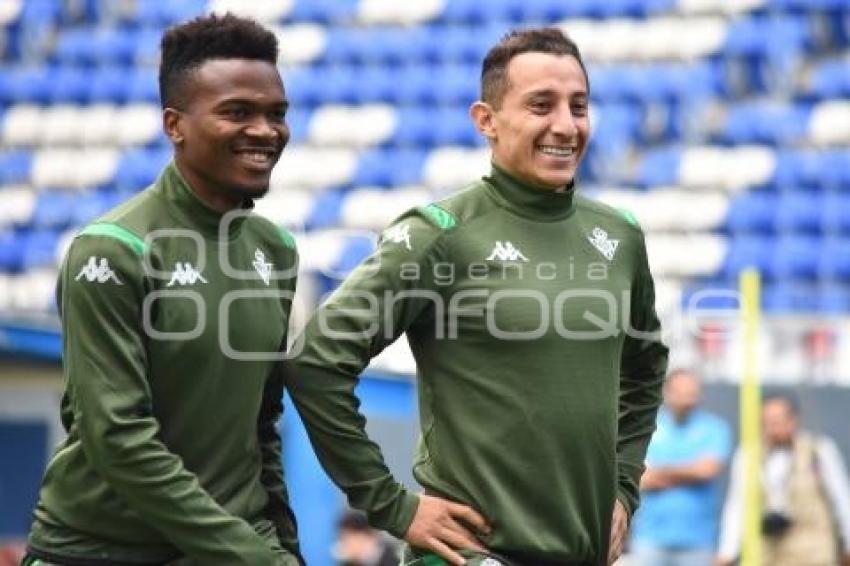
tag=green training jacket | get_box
[288,163,669,565]
[28,163,301,565]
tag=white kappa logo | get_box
[75,256,123,284]
[382,223,412,250]
[166,262,207,286]
[486,241,528,262]
[588,227,619,261]
[253,248,273,286]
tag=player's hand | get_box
[607,499,629,565]
[404,494,491,566]
[713,557,734,566]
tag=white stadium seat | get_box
[308,104,397,147]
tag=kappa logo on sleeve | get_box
[75,256,123,285]
[382,223,412,250]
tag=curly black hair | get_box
[159,12,279,109]
[480,27,588,109]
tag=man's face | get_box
[166,58,289,209]
[664,372,701,419]
[478,52,590,190]
[763,399,798,446]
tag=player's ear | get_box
[163,108,184,145]
[470,101,497,141]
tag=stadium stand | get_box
[0,0,848,354]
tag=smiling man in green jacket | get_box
[23,13,482,566]
[286,27,669,566]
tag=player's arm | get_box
[616,229,669,518]
[284,210,489,564]
[61,235,283,565]
[256,255,302,561]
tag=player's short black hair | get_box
[159,12,279,109]
[480,27,588,109]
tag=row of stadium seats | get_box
[37,14,844,69]
[5,0,848,30]
[4,98,848,151]
[2,58,848,110]
[3,144,850,195]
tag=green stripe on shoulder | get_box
[420,203,457,230]
[617,208,640,227]
[277,226,297,249]
[79,222,146,256]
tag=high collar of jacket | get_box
[155,161,254,240]
[483,162,577,221]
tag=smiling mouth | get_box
[537,145,576,158]
[234,148,278,166]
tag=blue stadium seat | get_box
[438,0,519,24]
[287,0,358,24]
[54,29,95,65]
[822,194,850,233]
[353,149,427,187]
[818,237,850,280]
[724,17,810,59]
[803,59,850,98]
[775,192,823,233]
[20,229,60,270]
[680,280,739,310]
[722,236,773,280]
[0,152,33,185]
[762,281,819,312]
[284,108,311,144]
[3,68,52,104]
[769,235,820,280]
[125,68,159,103]
[390,66,439,105]
[818,283,850,313]
[633,147,681,187]
[725,192,778,234]
[0,231,25,272]
[334,234,377,276]
[390,107,438,147]
[47,67,90,103]
[432,107,480,146]
[720,102,810,144]
[280,67,322,107]
[31,192,76,228]
[71,190,122,226]
[347,67,396,104]
[431,64,479,104]
[113,149,169,192]
[129,0,206,27]
[305,189,344,230]
[88,66,130,103]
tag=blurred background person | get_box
[716,393,850,566]
[628,368,732,566]
[333,510,399,566]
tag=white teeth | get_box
[239,151,271,163]
[537,145,574,157]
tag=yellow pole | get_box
[740,269,762,566]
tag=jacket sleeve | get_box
[257,262,302,561]
[616,230,669,518]
[285,211,446,538]
[60,235,283,565]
